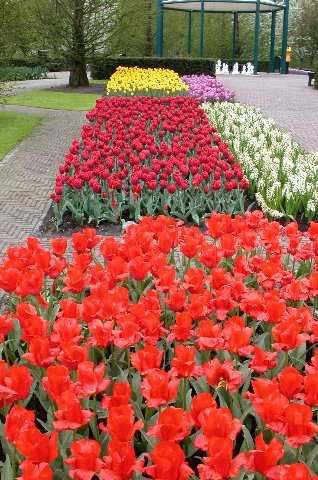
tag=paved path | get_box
[219,73,318,152]
[13,71,69,92]
[0,104,85,257]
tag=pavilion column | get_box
[253,0,261,73]
[188,11,192,56]
[232,12,238,64]
[200,0,204,57]
[156,0,164,57]
[269,10,277,72]
[280,0,290,74]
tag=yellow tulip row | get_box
[106,66,189,96]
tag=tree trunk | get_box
[144,0,153,56]
[69,0,89,88]
[69,61,89,88]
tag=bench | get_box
[308,71,315,86]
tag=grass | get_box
[90,79,106,86]
[7,90,101,111]
[0,111,42,160]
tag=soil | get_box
[39,204,123,238]
[39,193,311,240]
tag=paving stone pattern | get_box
[219,73,318,152]
[13,71,69,92]
[0,105,85,258]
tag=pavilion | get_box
[155,0,290,74]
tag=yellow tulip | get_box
[106,66,188,96]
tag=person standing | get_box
[286,47,292,74]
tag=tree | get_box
[34,0,117,87]
[0,0,40,59]
[110,0,155,56]
[291,0,318,67]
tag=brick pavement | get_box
[12,71,69,92]
[0,105,85,258]
[219,73,318,152]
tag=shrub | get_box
[0,66,47,81]
[90,56,216,79]
[0,82,12,104]
[314,64,318,90]
[0,57,70,72]
[1,212,318,479]
[51,96,247,226]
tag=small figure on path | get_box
[286,47,292,74]
[222,62,229,75]
[247,62,255,75]
[215,60,222,74]
[232,62,239,75]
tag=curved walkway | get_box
[219,73,318,152]
[0,104,85,257]
[12,71,69,92]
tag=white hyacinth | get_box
[202,102,318,219]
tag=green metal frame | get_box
[269,10,277,72]
[200,0,205,56]
[155,0,289,73]
[188,11,192,55]
[253,0,260,73]
[232,12,238,64]
[156,0,164,56]
[280,0,289,73]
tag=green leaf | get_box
[270,351,288,377]
[186,387,193,410]
[59,431,73,460]
[307,443,318,467]
[241,425,255,452]
[0,422,11,458]
[191,209,200,225]
[131,372,142,404]
[231,394,242,418]
[189,377,208,394]
[183,431,200,458]
[1,455,13,480]
[140,430,156,452]
[216,389,228,408]
[7,319,21,352]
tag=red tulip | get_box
[66,439,103,480]
[146,441,193,480]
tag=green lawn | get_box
[7,90,101,111]
[90,79,106,86]
[0,111,42,160]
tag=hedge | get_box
[90,56,216,79]
[90,56,277,79]
[0,66,47,81]
[0,57,70,72]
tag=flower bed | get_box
[203,102,318,221]
[106,66,189,96]
[182,74,234,102]
[1,211,318,479]
[52,96,247,226]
